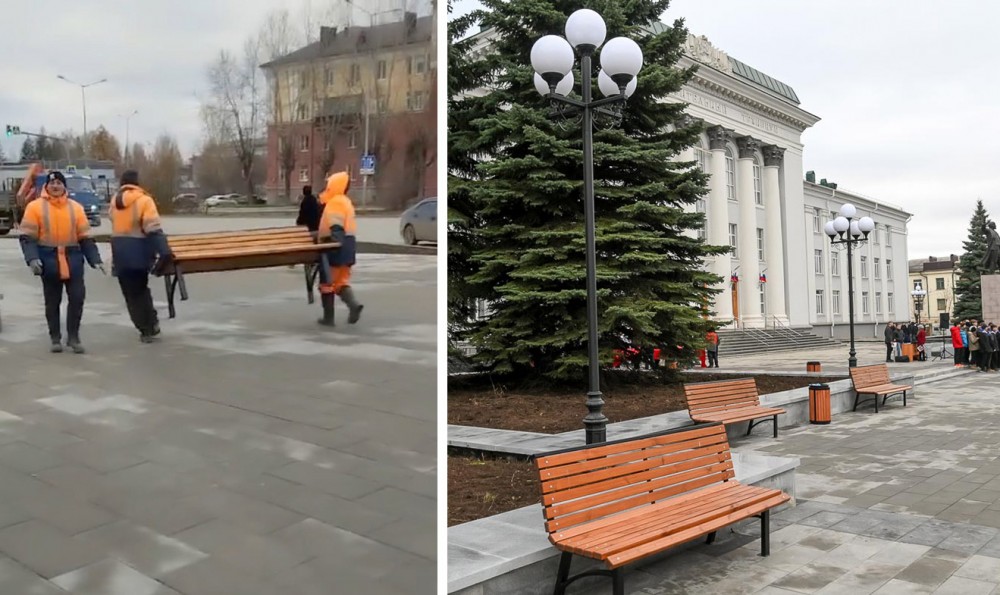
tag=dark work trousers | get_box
[41,276,85,341]
[117,272,158,334]
[954,347,964,366]
[707,349,718,368]
[885,344,892,362]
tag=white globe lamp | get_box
[565,9,606,50]
[858,216,875,234]
[534,71,574,97]
[833,216,849,233]
[531,35,574,86]
[839,203,857,219]
[824,221,836,238]
[600,37,643,86]
[597,69,637,98]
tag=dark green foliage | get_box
[954,200,991,321]
[448,0,727,384]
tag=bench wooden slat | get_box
[536,424,723,470]
[693,407,786,424]
[682,378,785,437]
[849,364,910,412]
[167,226,305,240]
[169,234,314,251]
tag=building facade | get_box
[261,13,436,207]
[909,255,960,329]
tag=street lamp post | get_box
[824,204,875,368]
[911,282,926,325]
[120,110,138,167]
[530,9,644,445]
[57,75,107,160]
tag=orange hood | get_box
[114,184,145,209]
[319,172,350,205]
[40,188,68,207]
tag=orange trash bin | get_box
[809,384,831,424]
[807,361,821,373]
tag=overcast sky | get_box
[0,0,430,161]
[451,0,996,259]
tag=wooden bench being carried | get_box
[683,378,786,438]
[849,364,912,413]
[159,226,340,318]
[534,423,790,595]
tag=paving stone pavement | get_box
[0,242,436,594]
[562,372,1000,594]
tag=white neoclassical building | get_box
[460,25,912,338]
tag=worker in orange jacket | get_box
[315,171,363,326]
[109,170,174,343]
[18,171,105,353]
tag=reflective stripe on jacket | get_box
[109,185,170,274]
[18,193,100,280]
[317,172,357,266]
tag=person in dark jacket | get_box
[884,323,895,362]
[109,170,173,343]
[296,185,321,232]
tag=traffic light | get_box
[4,125,20,137]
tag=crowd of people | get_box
[883,321,927,362]
[949,319,1000,371]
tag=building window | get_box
[299,135,309,151]
[936,277,945,290]
[348,129,358,148]
[729,223,737,257]
[874,257,881,279]
[888,292,894,314]
[278,168,286,183]
[349,63,361,85]
[937,298,947,310]
[886,225,892,247]
[725,148,736,201]
[694,145,708,173]
[298,167,308,183]
[296,103,308,120]
[875,292,883,315]
[832,290,841,315]
[757,228,765,261]
[407,91,426,111]
[886,259,893,280]
[408,54,427,75]
[753,158,762,205]
[377,96,388,113]
[860,256,868,279]
[324,66,334,86]
[323,134,331,152]
[760,286,766,316]
[814,249,823,274]
[377,60,387,80]
[862,291,870,316]
[813,208,821,233]
[831,251,840,276]
[696,199,706,240]
[816,290,824,315]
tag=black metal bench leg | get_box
[176,266,188,301]
[553,552,572,595]
[874,393,879,413]
[852,392,859,412]
[165,274,177,319]
[706,531,717,544]
[611,568,625,595]
[305,264,315,304]
[746,421,753,436]
[760,510,770,557]
[773,414,778,438]
[903,390,907,407]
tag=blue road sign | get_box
[360,153,375,175]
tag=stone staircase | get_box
[717,327,839,357]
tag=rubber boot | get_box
[339,287,363,324]
[66,337,85,354]
[317,293,335,327]
[50,340,63,353]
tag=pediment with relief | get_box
[683,34,730,72]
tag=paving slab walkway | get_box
[0,242,436,594]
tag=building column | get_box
[707,126,733,322]
[762,145,788,325]
[736,135,763,328]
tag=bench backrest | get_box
[534,424,734,536]
[683,378,761,417]
[850,364,890,388]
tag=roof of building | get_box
[908,255,961,274]
[260,13,433,69]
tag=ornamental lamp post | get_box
[911,282,926,325]
[530,9,644,445]
[824,204,875,368]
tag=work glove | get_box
[28,260,42,275]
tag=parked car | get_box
[399,197,437,245]
[203,195,240,210]
[172,193,199,213]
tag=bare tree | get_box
[145,134,183,207]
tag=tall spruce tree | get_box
[954,200,991,321]
[448,0,727,384]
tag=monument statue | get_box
[983,220,1000,273]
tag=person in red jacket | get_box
[950,323,964,367]
[916,324,927,361]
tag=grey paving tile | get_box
[267,461,385,500]
[0,520,106,579]
[76,520,207,578]
[772,562,851,592]
[954,554,1000,583]
[51,559,179,595]
[0,442,66,474]
[172,519,311,579]
[159,557,283,595]
[932,575,997,595]
[0,556,67,595]
[895,555,963,588]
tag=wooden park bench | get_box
[159,226,339,318]
[683,378,786,438]
[534,423,790,595]
[849,363,912,413]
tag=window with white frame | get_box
[914,280,922,291]
[760,286,766,315]
[377,60,387,80]
[886,225,892,247]
[813,208,821,233]
[729,223,738,257]
[888,292,894,314]
[886,259,893,280]
[874,257,881,279]
[349,63,361,84]
[696,199,706,240]
[757,228,765,261]
[324,66,334,86]
[860,255,868,278]
[875,292,883,315]
[694,145,709,173]
[408,54,427,75]
[832,290,841,315]
[816,290,824,315]
[348,129,358,148]
[831,251,840,276]
[753,157,762,205]
[814,249,823,274]
[725,148,736,201]
[407,91,426,111]
[299,135,309,151]
[278,168,286,183]
[298,167,308,182]
[862,291,870,315]
[936,277,945,290]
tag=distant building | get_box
[909,255,961,328]
[260,12,436,207]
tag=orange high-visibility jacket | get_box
[18,192,102,280]
[109,184,171,274]
[317,171,357,266]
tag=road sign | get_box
[360,153,375,176]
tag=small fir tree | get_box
[954,200,991,321]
